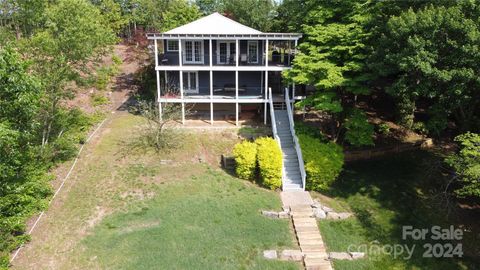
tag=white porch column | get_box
[156,70,162,121]
[235,70,239,126]
[264,90,267,125]
[265,71,269,102]
[235,103,239,126]
[154,39,158,67]
[179,71,185,124]
[210,71,213,125]
[293,39,298,101]
[178,39,182,67]
[265,39,269,67]
[209,39,213,67]
[235,39,239,67]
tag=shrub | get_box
[232,141,257,180]
[255,137,283,189]
[294,121,327,141]
[377,123,391,135]
[344,109,375,147]
[91,93,109,106]
[297,133,344,191]
[445,132,480,199]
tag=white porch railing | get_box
[268,87,285,190]
[285,88,306,191]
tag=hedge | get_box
[255,137,283,189]
[232,140,257,180]
[297,133,344,191]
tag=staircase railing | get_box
[285,88,306,190]
[268,87,285,190]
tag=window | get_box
[182,72,199,94]
[167,40,178,52]
[248,41,258,63]
[183,40,204,64]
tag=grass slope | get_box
[12,113,299,269]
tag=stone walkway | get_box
[281,191,333,270]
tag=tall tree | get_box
[0,47,51,267]
[24,0,117,147]
[372,4,480,133]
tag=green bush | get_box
[377,123,391,135]
[445,132,480,199]
[255,137,283,189]
[344,109,375,147]
[232,141,257,180]
[294,121,327,141]
[91,93,109,106]
[297,133,344,191]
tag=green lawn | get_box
[12,113,300,269]
[80,167,299,269]
[314,151,478,270]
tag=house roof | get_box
[165,12,262,35]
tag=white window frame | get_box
[166,40,178,52]
[182,71,199,94]
[182,40,204,64]
[216,40,236,64]
[247,41,259,63]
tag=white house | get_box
[147,12,306,191]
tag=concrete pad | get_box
[281,191,313,207]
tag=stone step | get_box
[291,213,313,218]
[294,221,318,227]
[299,239,325,246]
[296,231,323,238]
[294,226,319,233]
[304,258,332,268]
[283,184,303,190]
[304,253,329,259]
[301,246,327,253]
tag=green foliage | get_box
[295,91,343,114]
[91,94,110,107]
[232,141,257,180]
[445,133,480,199]
[284,0,372,95]
[344,109,374,147]
[294,122,327,142]
[0,48,52,267]
[296,131,344,191]
[255,137,282,189]
[133,0,201,32]
[221,0,277,32]
[377,123,391,136]
[91,0,128,34]
[411,122,428,135]
[375,4,480,133]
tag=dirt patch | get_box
[120,189,155,201]
[86,206,109,229]
[117,221,161,235]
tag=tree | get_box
[131,0,201,32]
[344,108,374,147]
[23,0,117,147]
[284,0,374,145]
[372,4,480,133]
[221,0,277,32]
[445,133,480,199]
[0,47,51,267]
[91,0,129,34]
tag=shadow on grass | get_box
[324,150,479,269]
